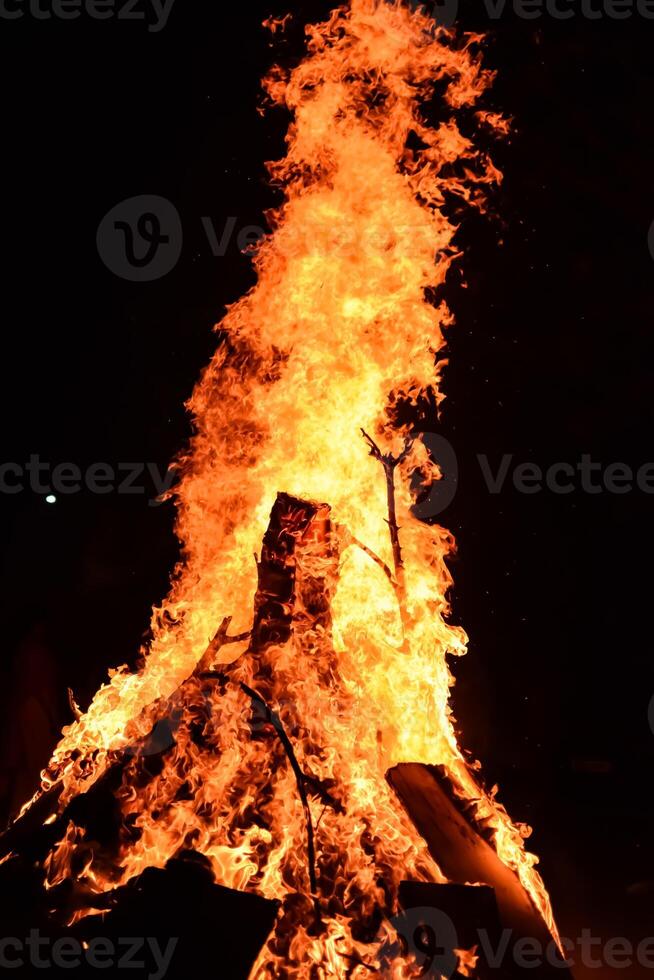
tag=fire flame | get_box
[23,1,557,975]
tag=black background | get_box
[0,0,653,973]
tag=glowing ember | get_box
[19,1,558,975]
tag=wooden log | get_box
[250,492,333,652]
[399,880,502,952]
[388,764,574,978]
[1,850,279,980]
[0,784,63,862]
[390,882,502,980]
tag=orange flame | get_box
[26,1,557,974]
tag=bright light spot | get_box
[45,495,57,505]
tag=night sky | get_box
[1,1,653,969]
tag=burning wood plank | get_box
[388,764,573,977]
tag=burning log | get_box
[249,492,336,653]
[0,787,61,863]
[388,764,573,977]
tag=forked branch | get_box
[361,428,412,642]
[196,616,250,672]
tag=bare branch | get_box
[200,670,325,913]
[360,429,416,647]
[361,427,384,462]
[341,529,397,588]
[197,616,251,672]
